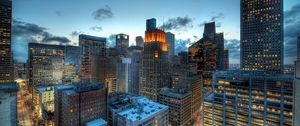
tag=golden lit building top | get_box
[145,29,167,52]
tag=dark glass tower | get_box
[240,0,283,73]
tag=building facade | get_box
[135,36,144,48]
[240,0,283,72]
[294,60,300,126]
[203,70,293,126]
[166,32,175,61]
[140,18,170,101]
[158,87,192,126]
[116,34,129,55]
[79,34,106,83]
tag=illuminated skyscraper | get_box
[188,22,225,88]
[240,0,283,72]
[0,0,13,83]
[166,32,175,60]
[135,36,144,47]
[140,18,170,101]
[79,34,106,83]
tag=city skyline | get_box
[11,0,300,64]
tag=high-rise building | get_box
[109,94,169,126]
[116,57,131,92]
[140,18,170,101]
[166,32,175,60]
[0,1,19,125]
[189,22,225,88]
[223,48,229,70]
[63,45,80,83]
[297,35,300,60]
[0,0,13,83]
[240,0,283,72]
[203,70,293,126]
[116,34,129,55]
[60,83,107,126]
[146,18,156,31]
[135,36,144,48]
[28,43,65,88]
[127,46,143,94]
[294,60,300,126]
[79,34,106,83]
[158,87,192,126]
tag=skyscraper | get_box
[0,0,13,83]
[146,18,156,31]
[297,35,300,60]
[188,22,225,88]
[294,60,300,126]
[116,33,129,55]
[140,18,170,101]
[240,0,283,72]
[79,34,106,83]
[166,32,175,60]
[116,58,131,92]
[135,36,144,47]
[0,1,19,125]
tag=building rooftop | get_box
[79,34,106,42]
[0,83,19,92]
[159,87,192,98]
[117,96,168,122]
[85,118,107,126]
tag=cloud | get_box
[284,3,300,64]
[70,31,82,37]
[107,34,116,47]
[175,39,194,54]
[224,39,240,63]
[55,11,62,16]
[90,26,103,32]
[92,5,113,21]
[160,16,193,31]
[12,19,71,62]
[199,12,225,27]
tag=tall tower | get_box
[140,18,170,101]
[0,0,13,83]
[146,18,157,31]
[240,0,283,73]
[79,34,106,83]
[166,32,175,60]
[116,33,129,55]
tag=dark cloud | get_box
[199,12,225,27]
[284,4,300,64]
[160,16,193,31]
[12,19,71,62]
[55,11,62,16]
[90,26,103,32]
[92,5,113,21]
[70,31,82,37]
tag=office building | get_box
[135,36,144,47]
[60,83,107,126]
[79,34,106,83]
[240,0,283,72]
[116,57,131,92]
[166,32,175,60]
[189,22,225,88]
[203,70,293,126]
[116,34,129,55]
[223,48,229,70]
[127,46,143,94]
[112,95,169,126]
[158,87,192,126]
[294,60,300,126]
[0,0,13,83]
[28,43,65,87]
[140,18,170,101]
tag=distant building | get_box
[189,22,225,88]
[140,18,170,101]
[203,70,293,126]
[298,35,300,60]
[294,60,300,126]
[223,48,229,70]
[64,45,80,66]
[240,0,283,73]
[110,93,169,126]
[60,83,107,126]
[166,32,175,60]
[116,34,129,55]
[135,36,144,47]
[158,87,192,126]
[0,84,19,126]
[146,18,157,31]
[116,57,131,92]
[79,34,106,83]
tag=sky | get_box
[11,0,300,64]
